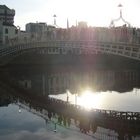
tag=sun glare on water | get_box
[77,89,103,110]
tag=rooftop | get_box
[0,5,10,10]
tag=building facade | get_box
[1,23,19,45]
[0,5,20,46]
[26,22,47,41]
[0,5,15,25]
[26,22,47,33]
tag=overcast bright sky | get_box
[0,0,140,30]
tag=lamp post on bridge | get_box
[66,90,69,103]
[53,14,57,26]
[75,91,77,106]
[110,4,131,27]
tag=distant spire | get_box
[67,18,69,29]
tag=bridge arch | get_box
[0,41,140,65]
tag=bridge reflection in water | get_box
[0,87,140,140]
[0,66,140,140]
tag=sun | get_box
[77,89,103,110]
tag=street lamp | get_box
[75,92,77,106]
[53,123,57,132]
[53,14,57,25]
[18,106,21,113]
[66,90,69,103]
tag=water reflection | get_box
[50,89,140,112]
[78,89,104,109]
[0,105,94,140]
[0,66,140,139]
[4,66,140,95]
[51,89,104,110]
[0,86,140,140]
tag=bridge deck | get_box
[1,40,140,66]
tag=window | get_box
[15,29,18,34]
[112,46,116,48]
[125,47,131,50]
[5,36,9,44]
[133,48,139,52]
[119,46,124,49]
[5,28,8,34]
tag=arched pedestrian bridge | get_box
[0,40,140,66]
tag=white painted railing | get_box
[0,40,140,65]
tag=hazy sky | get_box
[0,0,140,30]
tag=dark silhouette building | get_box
[0,5,15,25]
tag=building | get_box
[0,21,19,45]
[17,30,31,44]
[0,5,19,46]
[0,5,15,25]
[26,22,47,33]
[26,22,47,41]
[78,21,88,28]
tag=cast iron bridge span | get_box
[0,40,140,65]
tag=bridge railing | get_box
[48,97,140,121]
[2,39,140,48]
[0,40,140,64]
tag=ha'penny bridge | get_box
[0,40,140,66]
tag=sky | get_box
[0,0,140,30]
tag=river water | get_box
[0,66,140,140]
[50,89,140,112]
